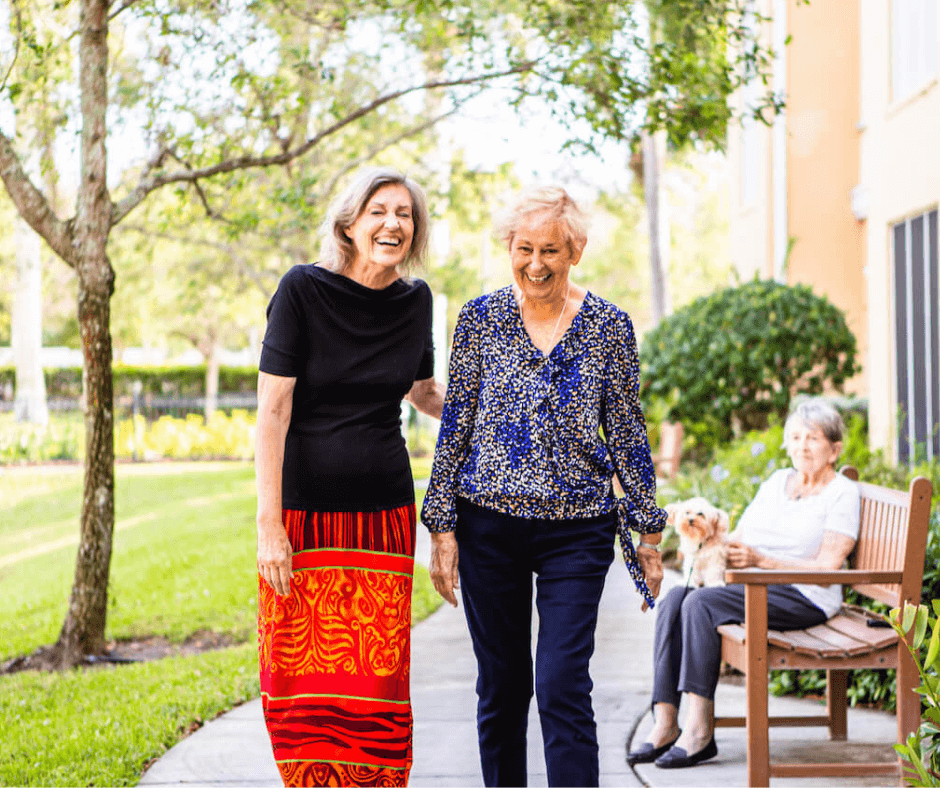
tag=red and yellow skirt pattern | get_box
[258,505,416,786]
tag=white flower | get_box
[751,441,766,457]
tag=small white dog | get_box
[665,497,730,588]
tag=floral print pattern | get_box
[421,287,666,607]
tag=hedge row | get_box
[0,366,258,400]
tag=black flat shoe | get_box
[654,736,718,769]
[626,730,682,766]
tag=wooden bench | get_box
[716,466,934,786]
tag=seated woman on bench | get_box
[628,398,860,770]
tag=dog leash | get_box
[679,540,702,604]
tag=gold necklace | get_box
[519,280,571,353]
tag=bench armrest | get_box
[723,568,904,586]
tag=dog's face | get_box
[665,497,729,546]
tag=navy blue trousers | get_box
[652,584,827,705]
[455,499,617,788]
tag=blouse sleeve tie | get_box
[617,498,665,610]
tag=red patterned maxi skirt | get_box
[258,505,416,787]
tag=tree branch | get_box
[119,223,278,295]
[318,106,461,202]
[0,130,77,266]
[0,0,23,93]
[110,61,536,227]
[107,0,144,21]
[155,107,461,259]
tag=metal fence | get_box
[0,393,258,419]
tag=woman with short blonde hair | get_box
[423,185,665,787]
[494,184,589,255]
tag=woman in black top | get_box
[255,167,443,787]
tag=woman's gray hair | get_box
[784,398,846,446]
[320,166,430,273]
[495,185,589,256]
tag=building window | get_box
[893,209,939,463]
[891,0,939,102]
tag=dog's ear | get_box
[715,508,730,536]
[664,502,679,527]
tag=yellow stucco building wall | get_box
[785,1,867,394]
[730,0,940,457]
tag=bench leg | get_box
[826,669,848,740]
[745,585,770,787]
[897,638,920,746]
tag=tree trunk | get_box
[12,217,49,424]
[55,262,116,665]
[53,0,114,668]
[642,129,670,324]
[205,337,220,421]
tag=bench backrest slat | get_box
[842,469,933,609]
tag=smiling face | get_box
[787,418,842,478]
[509,212,582,306]
[344,183,415,274]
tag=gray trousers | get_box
[652,584,827,704]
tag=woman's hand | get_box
[636,544,664,612]
[258,516,294,596]
[405,377,445,420]
[429,531,460,607]
[726,540,762,569]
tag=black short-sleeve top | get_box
[259,264,434,512]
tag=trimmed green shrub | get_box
[0,365,258,401]
[640,278,861,445]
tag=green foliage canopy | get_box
[640,278,861,438]
[0,0,788,666]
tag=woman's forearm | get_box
[255,374,295,525]
[421,307,481,532]
[256,417,288,522]
[730,531,856,572]
[602,315,666,537]
[752,553,843,572]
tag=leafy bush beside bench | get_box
[640,278,860,455]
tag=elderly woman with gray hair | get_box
[254,166,443,786]
[422,185,667,787]
[629,397,861,771]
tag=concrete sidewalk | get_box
[141,526,901,787]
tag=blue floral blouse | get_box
[421,286,667,607]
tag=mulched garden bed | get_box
[0,629,240,674]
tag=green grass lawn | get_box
[0,460,440,787]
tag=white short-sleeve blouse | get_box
[734,468,861,617]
